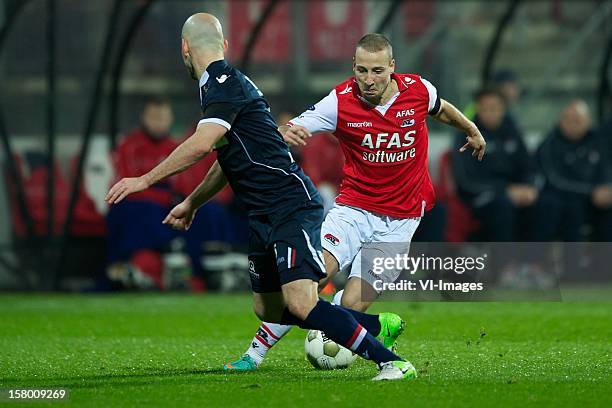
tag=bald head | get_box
[182,13,225,53]
[559,99,591,142]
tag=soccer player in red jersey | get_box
[225,33,486,371]
[109,15,424,381]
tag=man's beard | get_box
[361,88,383,105]
[361,80,390,105]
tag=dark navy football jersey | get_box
[197,60,320,215]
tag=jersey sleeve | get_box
[287,90,338,133]
[198,103,240,130]
[420,77,441,115]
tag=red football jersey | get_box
[289,73,440,218]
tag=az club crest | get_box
[401,119,415,127]
[324,233,340,246]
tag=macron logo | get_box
[216,74,230,83]
[338,85,352,95]
[347,121,372,128]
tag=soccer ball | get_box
[304,330,358,370]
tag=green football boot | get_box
[376,312,405,351]
[372,360,417,381]
[223,354,258,371]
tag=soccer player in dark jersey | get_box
[106,13,417,381]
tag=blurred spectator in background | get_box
[492,69,521,109]
[595,108,612,241]
[532,100,612,241]
[464,69,522,120]
[106,97,181,289]
[452,88,537,241]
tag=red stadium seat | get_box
[6,152,106,237]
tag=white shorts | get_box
[321,203,421,294]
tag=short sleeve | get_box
[420,77,441,115]
[288,90,338,133]
[198,102,241,130]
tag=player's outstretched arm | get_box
[162,160,227,231]
[105,123,227,204]
[278,90,338,147]
[433,99,486,161]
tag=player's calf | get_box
[252,291,285,323]
[281,279,319,321]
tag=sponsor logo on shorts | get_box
[248,260,259,279]
[324,233,340,246]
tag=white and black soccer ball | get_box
[304,330,358,370]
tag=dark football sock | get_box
[303,300,400,364]
[330,303,381,337]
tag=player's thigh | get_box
[247,216,284,304]
[273,205,327,318]
[251,291,285,323]
[341,277,376,312]
[321,204,370,273]
[366,216,421,291]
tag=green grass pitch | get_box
[1,292,611,407]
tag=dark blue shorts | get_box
[248,203,327,293]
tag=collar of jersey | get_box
[199,59,228,88]
[199,71,209,88]
[392,73,410,92]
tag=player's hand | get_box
[459,126,486,161]
[106,176,149,204]
[162,200,197,231]
[282,125,311,147]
